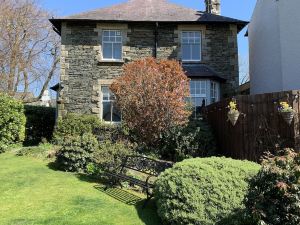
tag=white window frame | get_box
[189,80,208,107]
[100,85,121,124]
[210,81,219,104]
[181,31,202,62]
[102,30,123,61]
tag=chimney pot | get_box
[205,0,221,15]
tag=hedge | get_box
[24,105,56,146]
[0,93,26,152]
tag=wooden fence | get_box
[204,90,300,162]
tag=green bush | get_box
[0,93,26,151]
[53,113,102,144]
[55,133,98,172]
[159,119,217,161]
[53,113,128,145]
[154,157,260,225]
[88,141,132,175]
[24,105,56,145]
[244,149,300,225]
[0,143,7,154]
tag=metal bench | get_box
[104,155,173,207]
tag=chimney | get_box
[205,0,221,15]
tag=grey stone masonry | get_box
[58,21,239,117]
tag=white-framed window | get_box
[181,31,201,62]
[188,79,220,108]
[102,30,122,60]
[189,80,207,107]
[101,86,121,123]
[210,81,218,103]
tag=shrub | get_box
[53,113,102,144]
[93,123,128,144]
[0,143,7,154]
[159,119,217,161]
[55,133,98,172]
[24,105,56,145]
[110,58,191,147]
[0,93,26,151]
[53,113,127,145]
[88,141,132,175]
[244,149,300,225]
[155,157,260,225]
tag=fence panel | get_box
[205,90,300,162]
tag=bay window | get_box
[210,81,219,103]
[189,80,220,111]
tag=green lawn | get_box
[0,152,161,225]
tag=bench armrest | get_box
[146,174,157,187]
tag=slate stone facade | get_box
[58,21,239,118]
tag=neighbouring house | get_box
[50,0,247,122]
[14,90,53,107]
[248,0,300,95]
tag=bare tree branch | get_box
[0,0,60,102]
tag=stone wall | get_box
[58,21,239,117]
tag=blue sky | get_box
[42,0,257,88]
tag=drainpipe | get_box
[154,22,158,58]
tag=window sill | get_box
[102,121,121,125]
[181,60,202,64]
[98,59,125,64]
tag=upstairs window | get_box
[181,31,201,62]
[102,30,122,60]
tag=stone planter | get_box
[228,110,240,126]
[280,111,294,125]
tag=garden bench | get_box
[105,155,173,207]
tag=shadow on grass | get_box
[94,185,161,225]
[45,166,162,225]
[47,161,61,171]
[95,185,143,205]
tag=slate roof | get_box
[183,64,226,82]
[50,0,248,33]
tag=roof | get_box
[183,64,226,82]
[50,0,248,33]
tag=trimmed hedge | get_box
[24,105,56,145]
[0,93,26,152]
[155,157,260,225]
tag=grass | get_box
[0,152,161,225]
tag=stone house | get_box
[50,0,247,122]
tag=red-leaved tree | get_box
[110,58,191,147]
